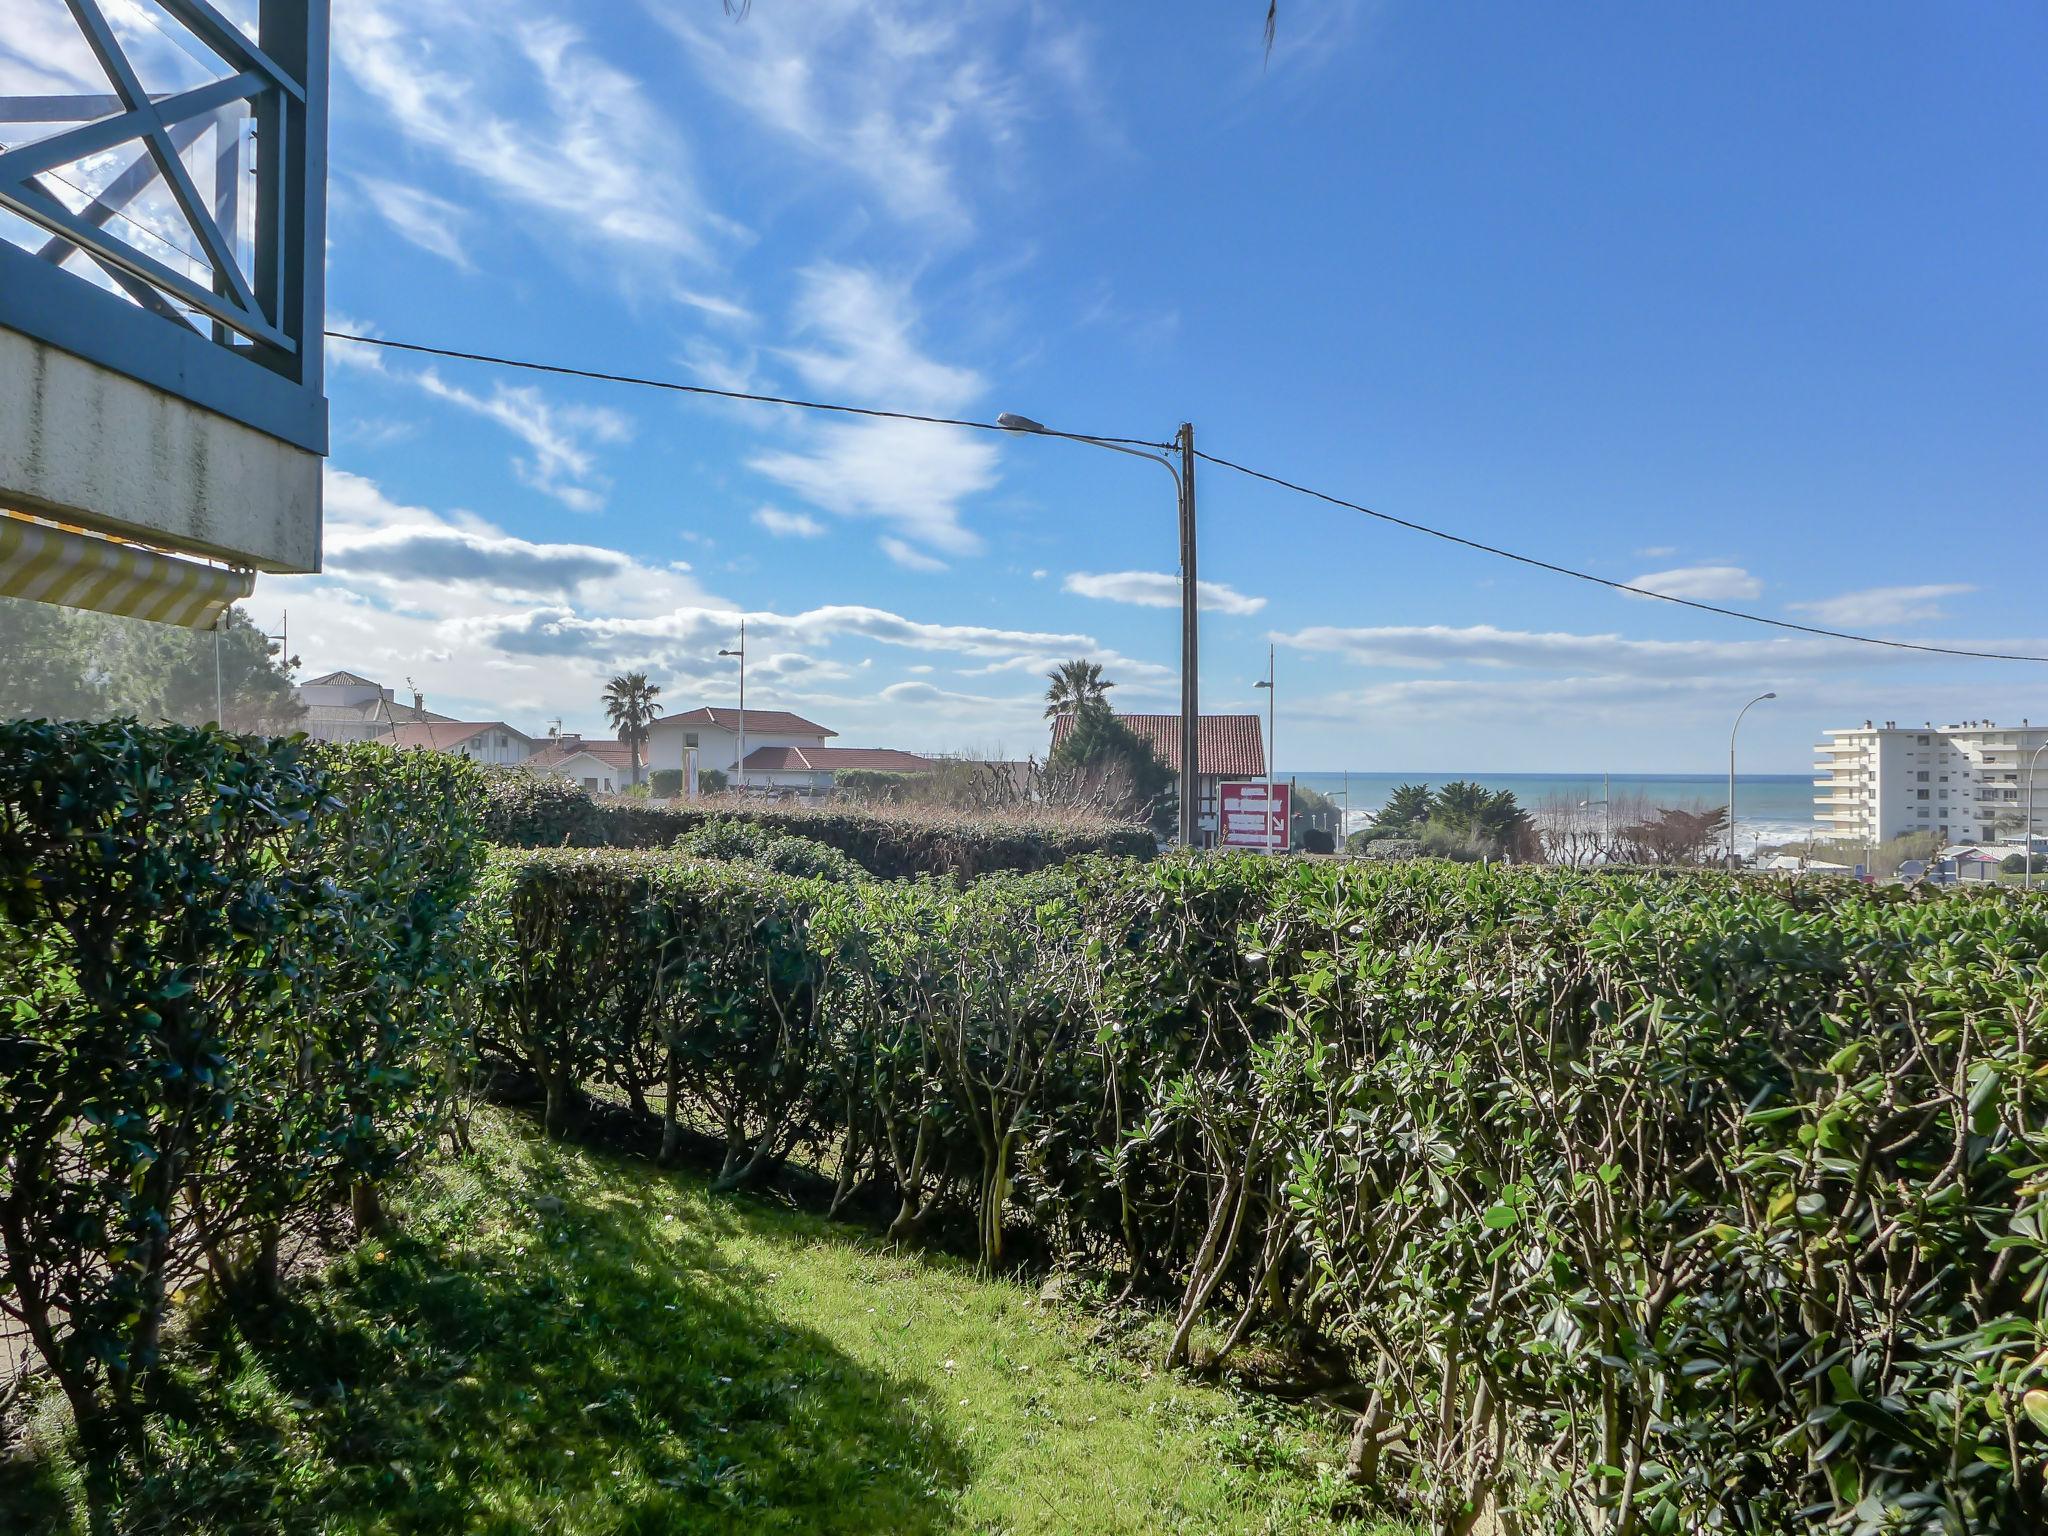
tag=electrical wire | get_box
[1194,448,2048,665]
[315,328,2046,665]
[321,331,1175,449]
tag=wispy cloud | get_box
[747,266,997,560]
[650,0,1046,233]
[881,537,949,572]
[753,507,826,539]
[338,0,741,269]
[354,176,473,270]
[1788,584,1976,627]
[1064,570,1266,615]
[1624,565,1763,602]
[412,370,632,513]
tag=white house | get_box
[735,745,938,794]
[389,719,540,767]
[523,735,637,794]
[646,707,836,784]
[294,669,453,743]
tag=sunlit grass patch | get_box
[4,1107,1408,1535]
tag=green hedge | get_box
[479,768,1155,878]
[472,850,2048,1531]
[0,724,484,1443]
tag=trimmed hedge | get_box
[0,724,484,1442]
[478,767,1155,879]
[472,850,2048,1531]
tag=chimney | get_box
[414,689,425,713]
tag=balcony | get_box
[0,0,327,580]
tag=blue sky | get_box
[265,0,2046,770]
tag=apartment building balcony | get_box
[1,1,328,617]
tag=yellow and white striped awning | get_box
[0,513,254,629]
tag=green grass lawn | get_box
[4,1107,1403,1535]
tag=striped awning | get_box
[0,513,254,629]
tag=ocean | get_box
[1282,771,1817,854]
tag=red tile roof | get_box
[388,721,535,751]
[1048,712,1265,778]
[655,707,836,739]
[525,737,636,770]
[741,746,938,773]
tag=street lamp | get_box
[1728,692,1777,870]
[719,620,746,792]
[1254,644,1277,854]
[2025,740,2048,891]
[999,412,1201,847]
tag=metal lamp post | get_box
[998,412,1200,847]
[719,620,746,792]
[1254,644,1277,854]
[1728,692,1777,870]
[2025,740,2048,891]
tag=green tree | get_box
[1043,659,1114,720]
[602,671,663,788]
[0,597,299,732]
[1043,699,1175,835]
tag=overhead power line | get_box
[320,328,2048,665]
[321,331,1173,450]
[1194,449,2048,665]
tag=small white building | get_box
[389,719,540,767]
[295,670,453,744]
[523,735,637,794]
[736,745,938,794]
[646,707,836,784]
[1815,719,2048,846]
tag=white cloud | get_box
[412,369,632,512]
[778,265,982,411]
[337,0,740,268]
[1624,565,1763,602]
[1787,584,1976,627]
[880,537,948,572]
[650,0,1049,232]
[753,508,826,539]
[1063,570,1266,616]
[355,176,473,269]
[744,267,996,559]
[1278,622,1861,679]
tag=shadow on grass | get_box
[2,1125,970,1536]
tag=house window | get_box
[583,777,599,791]
[1916,771,1929,782]
[1917,789,1929,800]
[685,733,700,748]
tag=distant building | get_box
[295,670,453,744]
[524,734,637,794]
[1815,720,2048,846]
[645,707,837,784]
[1048,711,1266,847]
[387,720,539,767]
[737,745,938,794]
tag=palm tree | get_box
[1044,659,1114,720]
[603,672,663,788]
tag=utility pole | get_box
[1255,642,1277,854]
[1177,422,1200,849]
[720,621,747,791]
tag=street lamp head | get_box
[1761,692,1778,701]
[996,412,1047,433]
[718,648,740,658]
[1253,680,1272,690]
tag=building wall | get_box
[647,723,827,777]
[1816,724,2048,845]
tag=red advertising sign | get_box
[1218,781,1290,851]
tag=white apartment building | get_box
[645,707,837,783]
[1815,719,2048,846]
